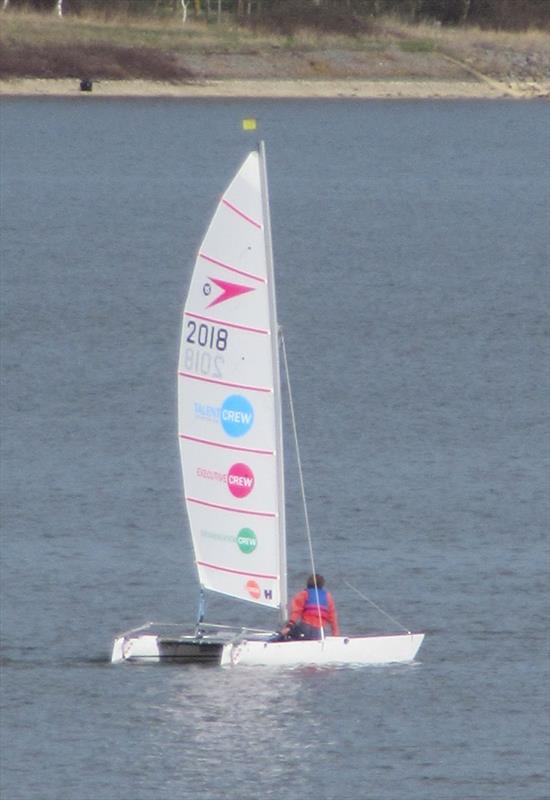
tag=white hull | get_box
[220,633,425,667]
[112,628,424,667]
[110,623,271,664]
[111,632,230,664]
[112,633,159,663]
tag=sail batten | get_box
[221,198,263,229]
[198,253,267,283]
[197,561,278,580]
[186,496,277,518]
[179,433,275,456]
[178,371,273,393]
[178,148,284,610]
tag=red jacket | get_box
[289,589,340,635]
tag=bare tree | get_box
[458,0,472,24]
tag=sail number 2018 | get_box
[186,321,228,352]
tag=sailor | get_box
[280,574,340,639]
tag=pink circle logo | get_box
[246,580,261,599]
[227,462,255,498]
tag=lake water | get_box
[1,97,548,800]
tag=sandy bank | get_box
[1,77,548,99]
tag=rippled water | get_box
[1,97,548,800]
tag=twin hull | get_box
[112,632,425,667]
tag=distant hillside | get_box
[1,8,549,87]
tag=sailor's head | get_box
[307,574,325,589]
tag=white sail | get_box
[178,151,284,610]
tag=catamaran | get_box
[111,142,424,667]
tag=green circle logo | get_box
[237,528,257,554]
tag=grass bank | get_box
[0,9,548,95]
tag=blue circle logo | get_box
[221,395,254,438]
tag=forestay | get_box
[178,152,284,610]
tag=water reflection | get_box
[144,667,321,797]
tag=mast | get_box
[259,140,288,624]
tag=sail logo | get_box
[246,579,261,600]
[194,402,220,422]
[206,277,255,309]
[237,527,257,554]
[227,463,255,498]
[221,395,254,437]
[196,467,226,484]
[200,528,233,544]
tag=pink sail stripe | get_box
[222,198,262,229]
[184,311,269,336]
[199,252,266,284]
[187,496,277,518]
[179,433,275,456]
[197,561,278,581]
[178,371,272,394]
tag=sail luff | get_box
[259,141,288,624]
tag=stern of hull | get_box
[221,632,425,667]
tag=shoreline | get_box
[1,77,548,100]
